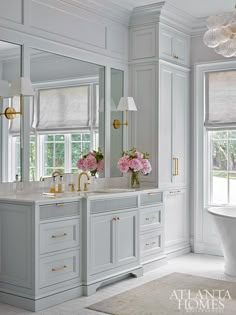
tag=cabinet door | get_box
[159,63,174,188]
[90,214,116,275]
[164,189,189,250]
[0,204,32,289]
[172,70,189,187]
[131,63,157,185]
[159,25,190,66]
[116,210,138,267]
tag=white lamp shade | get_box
[10,77,35,96]
[117,97,137,111]
[0,80,10,97]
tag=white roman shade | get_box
[36,85,90,131]
[205,70,236,129]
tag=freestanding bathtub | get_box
[208,207,236,277]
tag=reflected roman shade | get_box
[37,85,92,131]
[205,70,236,129]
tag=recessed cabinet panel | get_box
[131,64,157,184]
[116,211,138,266]
[131,27,156,60]
[90,214,115,274]
[40,219,80,254]
[159,63,189,188]
[159,25,190,66]
[159,64,173,187]
[0,0,22,24]
[39,250,80,288]
[164,189,188,249]
[173,71,188,187]
[0,204,32,289]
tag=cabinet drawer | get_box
[140,230,163,257]
[40,201,80,220]
[90,196,138,214]
[39,250,79,288]
[140,206,162,231]
[140,192,162,206]
[40,219,80,254]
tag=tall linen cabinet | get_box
[129,5,191,257]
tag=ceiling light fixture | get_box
[203,5,236,58]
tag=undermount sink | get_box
[91,188,136,193]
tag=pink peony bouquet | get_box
[77,148,104,176]
[117,147,152,175]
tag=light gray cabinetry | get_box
[139,192,165,267]
[90,209,138,275]
[164,189,190,255]
[159,24,190,66]
[0,203,33,290]
[90,213,116,275]
[85,195,142,295]
[0,199,81,312]
[159,62,189,189]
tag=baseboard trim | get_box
[142,255,167,273]
[194,242,223,256]
[0,286,83,312]
[165,245,191,260]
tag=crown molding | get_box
[129,1,208,36]
[58,0,131,25]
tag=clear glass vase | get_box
[90,174,98,191]
[131,171,140,189]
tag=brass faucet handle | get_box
[84,182,90,192]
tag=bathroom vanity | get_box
[0,189,165,311]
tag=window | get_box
[206,70,236,205]
[10,81,101,181]
[209,130,236,205]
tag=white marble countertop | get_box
[0,186,162,205]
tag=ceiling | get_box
[113,0,236,18]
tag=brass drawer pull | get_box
[51,265,67,272]
[117,217,120,221]
[173,55,179,59]
[145,241,156,246]
[51,233,67,238]
[112,217,117,221]
[56,203,65,207]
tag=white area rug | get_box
[87,272,236,315]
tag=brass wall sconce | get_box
[112,97,137,129]
[0,77,34,120]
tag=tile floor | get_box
[0,253,235,315]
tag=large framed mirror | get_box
[0,41,21,182]
[22,48,106,181]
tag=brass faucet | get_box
[78,172,90,192]
[52,170,62,177]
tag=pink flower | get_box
[83,155,97,171]
[117,156,130,173]
[129,158,142,171]
[77,158,87,171]
[97,160,104,172]
[140,159,152,175]
[87,152,96,157]
[134,151,143,159]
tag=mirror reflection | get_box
[110,68,124,177]
[0,41,21,182]
[27,49,105,181]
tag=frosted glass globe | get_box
[218,26,232,43]
[215,42,228,55]
[203,29,220,48]
[206,15,225,29]
[223,38,236,57]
